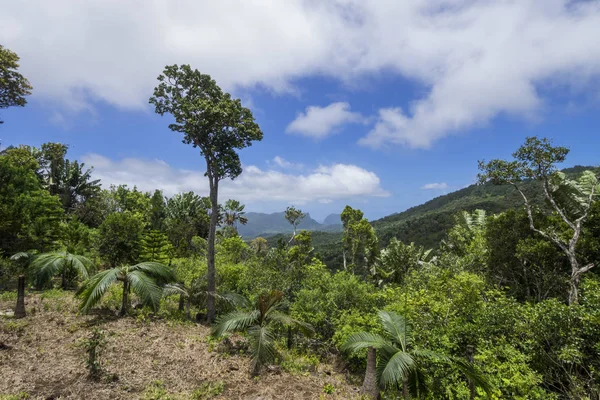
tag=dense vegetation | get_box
[2,47,600,399]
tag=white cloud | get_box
[3,1,600,147]
[421,182,448,190]
[270,156,303,170]
[82,154,389,205]
[286,102,365,139]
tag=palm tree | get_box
[222,199,248,231]
[77,262,176,316]
[162,279,246,319]
[212,290,312,376]
[343,311,490,399]
[9,251,35,318]
[29,251,94,289]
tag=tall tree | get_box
[478,136,598,304]
[341,206,379,277]
[222,199,248,232]
[0,45,32,124]
[284,206,306,244]
[150,65,263,321]
[149,189,167,231]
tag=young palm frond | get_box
[212,290,313,376]
[78,262,175,315]
[30,251,94,288]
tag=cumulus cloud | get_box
[270,156,303,170]
[286,102,365,139]
[3,1,600,147]
[82,154,389,204]
[421,182,448,190]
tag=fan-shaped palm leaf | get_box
[379,310,411,351]
[342,332,391,353]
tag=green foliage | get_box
[0,393,30,400]
[77,262,176,315]
[29,251,94,289]
[341,206,379,278]
[212,290,312,376]
[80,328,106,379]
[139,230,173,264]
[217,236,251,264]
[189,381,224,400]
[97,212,144,267]
[0,44,32,122]
[0,147,63,254]
[164,192,211,256]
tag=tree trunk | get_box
[61,269,67,290]
[206,177,219,323]
[467,345,476,400]
[361,347,380,400]
[119,281,129,316]
[569,269,580,306]
[178,294,185,312]
[186,299,191,320]
[402,378,409,399]
[15,275,26,319]
[287,326,293,350]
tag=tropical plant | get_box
[222,199,248,231]
[342,311,490,399]
[151,64,263,322]
[77,262,176,316]
[212,290,312,376]
[29,251,94,289]
[163,280,245,319]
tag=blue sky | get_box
[2,1,600,222]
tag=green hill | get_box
[275,165,598,270]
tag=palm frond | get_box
[258,290,284,320]
[377,350,416,389]
[214,292,250,308]
[9,252,33,262]
[212,310,260,337]
[378,311,411,351]
[78,268,121,313]
[68,254,94,280]
[130,262,176,284]
[248,325,276,375]
[268,310,314,336]
[163,283,188,298]
[30,252,65,287]
[128,270,163,311]
[342,331,393,353]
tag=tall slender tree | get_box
[285,206,306,244]
[150,65,263,321]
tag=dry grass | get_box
[0,292,361,400]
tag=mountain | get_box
[323,213,342,225]
[238,212,342,238]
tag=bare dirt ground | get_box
[0,293,361,400]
